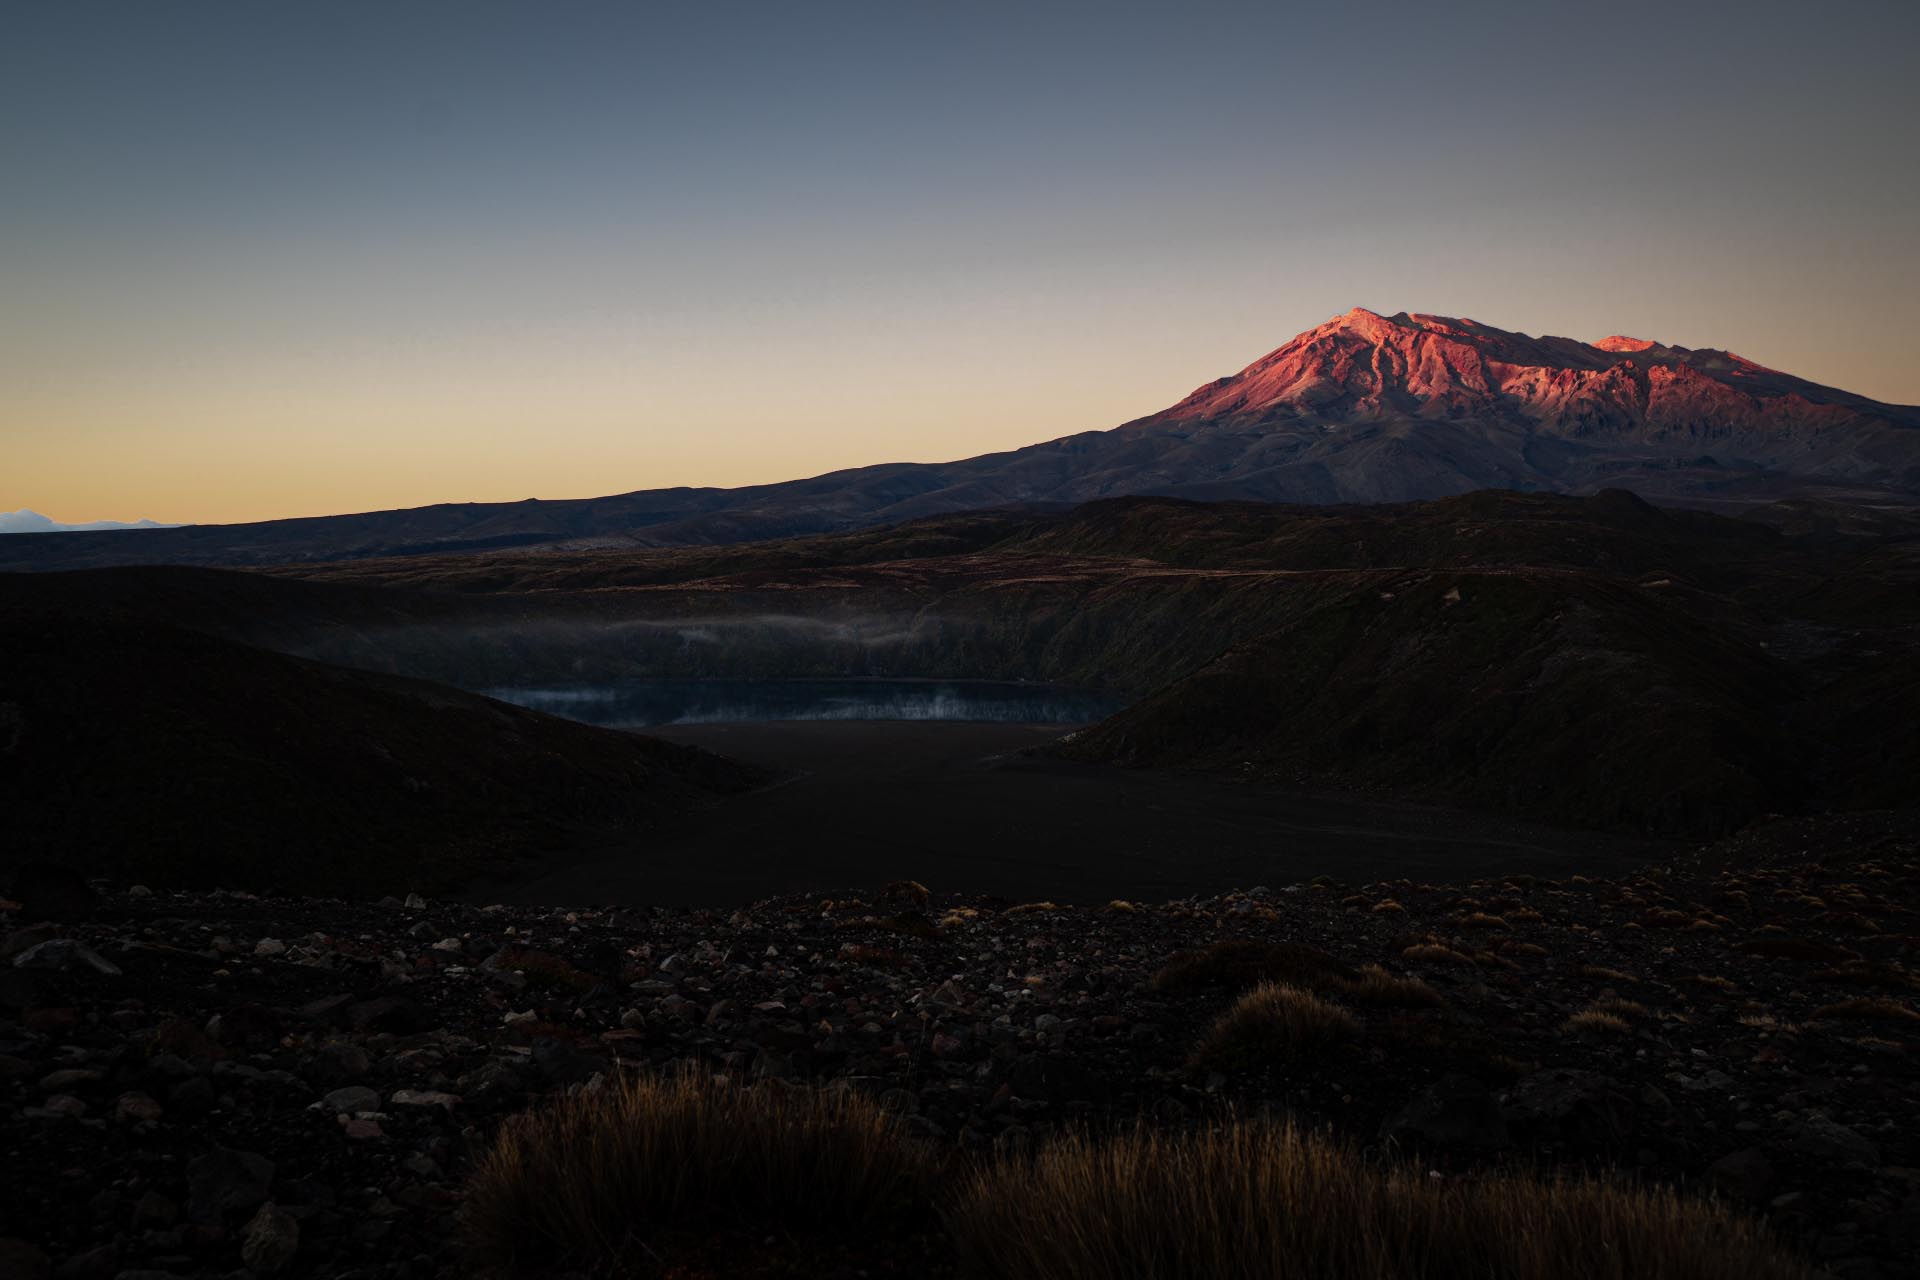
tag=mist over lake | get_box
[485,677,1130,727]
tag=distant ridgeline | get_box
[2,308,1915,572]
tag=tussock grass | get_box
[464,1073,934,1272]
[1338,964,1443,1009]
[1401,943,1474,967]
[1735,937,1860,964]
[1810,997,1920,1025]
[1191,983,1358,1069]
[1562,1010,1633,1037]
[1580,965,1639,984]
[946,1118,1812,1280]
[1151,940,1355,994]
[1588,997,1649,1021]
[1005,901,1063,915]
[1811,965,1920,993]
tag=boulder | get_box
[1383,1074,1511,1148]
[186,1147,275,1222]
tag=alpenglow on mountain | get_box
[6,309,1917,571]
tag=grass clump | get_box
[1562,1010,1633,1037]
[946,1117,1812,1280]
[1151,940,1355,994]
[1401,943,1474,967]
[1580,965,1639,984]
[1191,982,1358,1069]
[465,1073,934,1272]
[1338,964,1444,1009]
[1810,997,1920,1025]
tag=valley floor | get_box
[484,720,1666,907]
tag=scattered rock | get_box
[240,1202,299,1274]
[1384,1074,1510,1148]
[186,1147,275,1222]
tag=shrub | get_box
[946,1118,1812,1280]
[1151,940,1355,994]
[1191,983,1359,1069]
[465,1073,934,1272]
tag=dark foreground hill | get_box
[4,309,1916,573]
[0,607,766,893]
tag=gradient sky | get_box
[5,1,1917,526]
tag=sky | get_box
[4,1,1917,526]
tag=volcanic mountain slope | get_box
[6,310,1916,572]
[0,603,767,893]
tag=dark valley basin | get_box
[484,678,1131,727]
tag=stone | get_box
[319,1085,380,1114]
[1788,1116,1880,1167]
[240,1202,299,1274]
[1708,1147,1774,1201]
[253,938,287,958]
[0,1237,50,1280]
[114,1091,163,1123]
[1501,1069,1636,1148]
[12,939,121,976]
[456,1061,522,1097]
[186,1147,275,1222]
[131,1190,177,1228]
[344,995,427,1034]
[1008,1054,1103,1104]
[168,1076,216,1113]
[388,1089,460,1110]
[1384,1074,1511,1148]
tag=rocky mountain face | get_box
[1120,308,1920,505]
[3,311,1914,571]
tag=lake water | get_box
[486,678,1130,727]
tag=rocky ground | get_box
[1,814,1916,1279]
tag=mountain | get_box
[0,508,179,534]
[4,309,1914,571]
